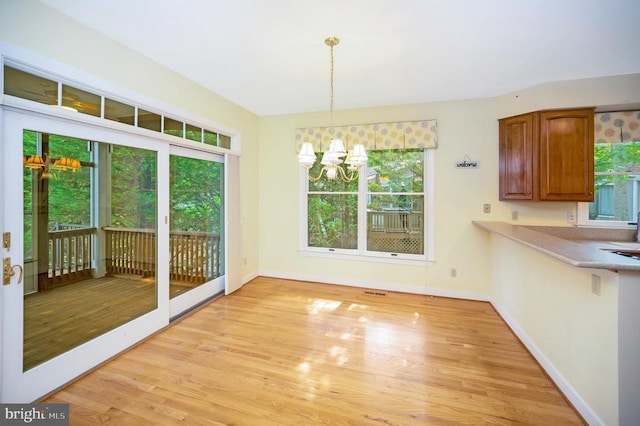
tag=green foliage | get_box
[22,130,225,262]
[367,149,424,194]
[308,194,357,248]
[170,156,222,233]
[47,135,91,228]
[594,141,640,189]
[111,146,157,228]
[306,149,425,249]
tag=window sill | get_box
[299,249,434,267]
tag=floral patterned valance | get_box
[595,111,640,143]
[295,120,438,152]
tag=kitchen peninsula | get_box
[474,221,640,426]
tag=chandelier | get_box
[297,37,367,182]
[24,154,81,179]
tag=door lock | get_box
[2,232,9,249]
[3,258,23,285]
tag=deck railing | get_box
[43,227,96,289]
[367,210,423,233]
[104,227,156,277]
[104,227,221,282]
[367,210,424,254]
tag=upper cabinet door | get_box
[499,113,536,200]
[539,109,594,201]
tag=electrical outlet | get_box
[591,274,601,295]
[483,204,491,214]
[567,211,576,223]
[512,211,519,221]
[450,268,457,278]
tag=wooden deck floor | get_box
[24,276,194,371]
[42,277,584,425]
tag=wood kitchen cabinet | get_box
[499,108,594,201]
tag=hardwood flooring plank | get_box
[43,277,584,425]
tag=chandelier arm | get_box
[307,166,328,182]
[336,165,358,183]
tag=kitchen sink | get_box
[608,241,640,250]
[603,248,640,261]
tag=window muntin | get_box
[3,64,233,149]
[303,148,428,260]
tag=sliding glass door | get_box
[0,103,238,403]
[22,131,160,371]
[1,109,170,402]
[168,146,225,318]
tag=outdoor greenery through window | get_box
[305,148,426,257]
[22,130,159,370]
[169,155,224,298]
[23,131,92,260]
[590,111,640,223]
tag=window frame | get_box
[299,148,435,265]
[577,127,640,228]
[1,59,239,154]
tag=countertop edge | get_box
[472,221,640,272]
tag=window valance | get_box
[295,119,438,152]
[595,111,640,143]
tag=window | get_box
[302,148,433,262]
[3,63,233,149]
[579,111,640,225]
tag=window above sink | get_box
[578,110,640,228]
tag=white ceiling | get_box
[40,0,640,116]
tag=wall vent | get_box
[363,290,387,297]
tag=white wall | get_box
[0,0,261,282]
[258,73,640,296]
[258,99,497,297]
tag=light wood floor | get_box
[43,277,584,425]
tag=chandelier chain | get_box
[329,41,335,134]
[325,36,339,136]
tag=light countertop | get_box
[473,221,640,272]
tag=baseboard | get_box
[242,272,259,285]
[257,270,491,301]
[490,300,602,426]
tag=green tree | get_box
[170,156,222,233]
[111,146,157,228]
